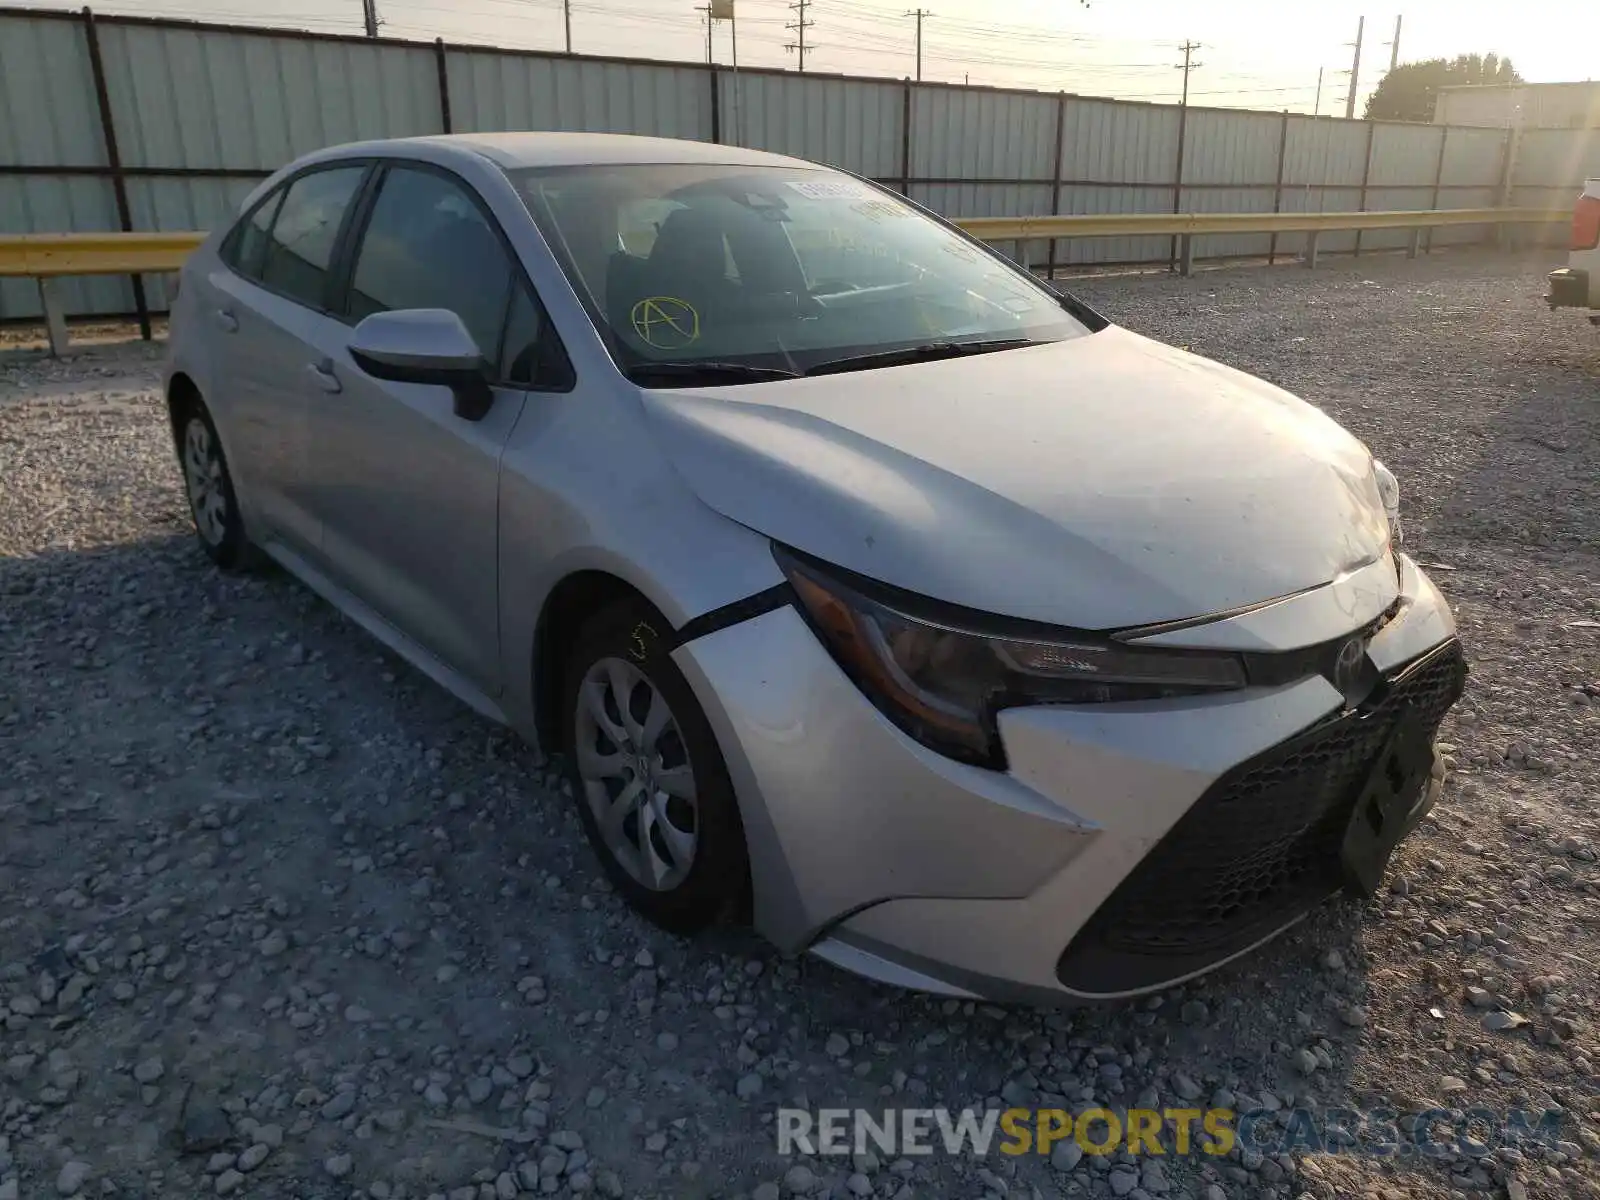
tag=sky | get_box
[23,0,1600,115]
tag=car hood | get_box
[639,326,1391,630]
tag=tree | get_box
[1364,53,1522,123]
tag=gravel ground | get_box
[1,249,1597,1200]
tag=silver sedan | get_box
[164,132,1465,1002]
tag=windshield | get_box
[509,163,1093,380]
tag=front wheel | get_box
[558,598,750,933]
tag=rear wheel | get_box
[176,398,252,569]
[559,598,749,933]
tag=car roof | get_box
[309,132,827,173]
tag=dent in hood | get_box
[640,327,1390,630]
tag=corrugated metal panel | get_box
[0,15,102,168]
[1054,183,1171,265]
[1514,128,1600,188]
[1439,126,1506,187]
[1180,109,1281,186]
[1281,118,1370,189]
[1180,185,1276,260]
[448,52,708,142]
[124,176,262,308]
[1060,99,1179,185]
[1277,183,1362,254]
[0,175,124,319]
[732,74,900,176]
[1368,124,1444,187]
[911,86,1056,181]
[97,23,443,170]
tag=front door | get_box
[300,163,555,695]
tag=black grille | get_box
[1057,639,1466,994]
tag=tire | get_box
[175,396,253,570]
[559,597,750,933]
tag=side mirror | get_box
[348,309,494,421]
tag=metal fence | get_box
[3,5,1595,324]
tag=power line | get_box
[785,0,814,72]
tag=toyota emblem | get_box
[1333,636,1368,700]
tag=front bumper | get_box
[1545,267,1591,309]
[672,554,1462,1003]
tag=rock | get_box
[322,1090,357,1120]
[825,1033,851,1058]
[784,1164,818,1194]
[325,1153,353,1179]
[1484,1011,1527,1032]
[57,1162,91,1196]
[1108,1167,1139,1197]
[258,931,288,958]
[1440,1075,1469,1093]
[238,1143,270,1171]
[466,1076,493,1105]
[1171,1072,1203,1101]
[846,1173,872,1197]
[1141,1159,1170,1193]
[1180,1000,1209,1025]
[1293,1048,1319,1075]
[133,1056,165,1084]
[753,1185,781,1200]
[214,1169,245,1195]
[736,1072,764,1099]
[506,1054,535,1079]
[1506,1181,1528,1200]
[656,1032,679,1052]
[0,1179,18,1200]
[1050,1140,1084,1172]
[181,1093,233,1154]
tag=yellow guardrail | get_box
[0,206,1573,354]
[0,231,206,278]
[956,206,1567,242]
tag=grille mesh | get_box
[1057,639,1466,991]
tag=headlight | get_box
[1372,459,1403,547]
[774,545,1248,767]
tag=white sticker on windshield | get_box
[787,179,872,200]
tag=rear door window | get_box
[258,166,367,310]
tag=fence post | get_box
[1268,109,1289,266]
[434,39,452,133]
[82,6,150,342]
[708,66,721,143]
[1353,121,1375,257]
[1045,90,1065,278]
[1425,127,1448,254]
[899,78,912,196]
[1495,120,1522,251]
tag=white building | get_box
[1433,82,1600,129]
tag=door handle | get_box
[213,308,239,333]
[307,361,342,394]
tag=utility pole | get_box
[1171,41,1201,270]
[905,9,931,82]
[563,0,572,52]
[697,4,712,63]
[1386,14,1402,73]
[1313,66,1323,116]
[1344,15,1364,119]
[785,0,814,72]
[361,0,378,37]
[1175,40,1201,108]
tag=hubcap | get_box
[182,418,228,546]
[573,656,698,892]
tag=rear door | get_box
[207,163,371,554]
[299,160,571,694]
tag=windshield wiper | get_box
[624,361,802,387]
[803,338,1039,377]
